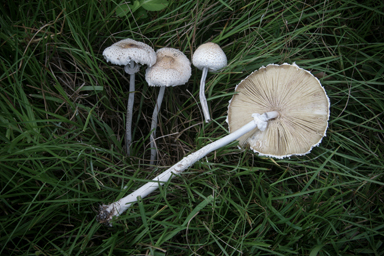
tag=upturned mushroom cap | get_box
[192,42,227,72]
[145,48,192,87]
[227,63,330,159]
[103,38,156,67]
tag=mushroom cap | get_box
[145,47,192,87]
[227,63,330,159]
[192,42,227,72]
[103,38,156,67]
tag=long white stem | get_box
[199,67,210,123]
[98,111,278,226]
[125,62,136,155]
[150,86,166,165]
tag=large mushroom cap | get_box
[227,63,330,159]
[145,48,192,87]
[192,42,227,72]
[103,38,156,67]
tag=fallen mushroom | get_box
[103,38,156,155]
[192,42,227,123]
[145,47,192,165]
[97,63,330,226]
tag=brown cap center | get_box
[158,56,175,69]
[119,43,140,49]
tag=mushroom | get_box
[228,63,330,158]
[103,38,156,155]
[192,42,227,123]
[97,63,330,226]
[145,47,192,165]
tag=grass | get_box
[1,0,384,255]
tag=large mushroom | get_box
[103,38,156,155]
[192,42,227,123]
[97,63,330,226]
[228,63,330,158]
[145,47,192,166]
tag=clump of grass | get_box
[1,0,383,255]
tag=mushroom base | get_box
[97,205,113,226]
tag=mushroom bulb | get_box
[103,38,156,155]
[145,48,192,165]
[97,63,330,226]
[192,42,227,123]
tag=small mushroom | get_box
[97,63,330,226]
[103,38,156,155]
[145,47,192,165]
[192,42,227,123]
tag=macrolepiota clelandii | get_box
[103,38,156,155]
[145,47,192,165]
[192,42,227,123]
[97,63,330,226]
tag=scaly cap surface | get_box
[145,48,192,87]
[103,38,156,67]
[192,42,227,72]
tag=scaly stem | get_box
[199,67,210,123]
[98,111,278,226]
[150,86,166,165]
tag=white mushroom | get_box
[145,48,192,165]
[97,63,330,226]
[227,63,330,158]
[192,42,227,123]
[103,38,156,155]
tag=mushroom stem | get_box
[125,61,136,155]
[199,67,210,123]
[150,86,166,165]
[98,111,278,225]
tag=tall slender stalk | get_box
[125,61,136,155]
[150,86,166,165]
[199,67,210,122]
